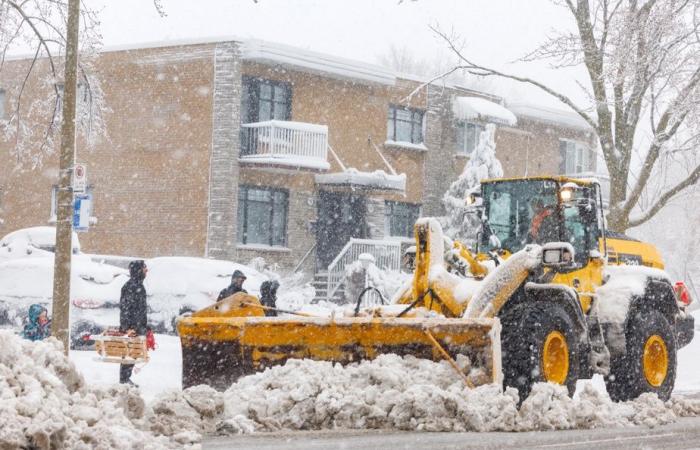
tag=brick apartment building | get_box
[0,38,602,280]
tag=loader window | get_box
[482,180,559,254]
[563,207,587,263]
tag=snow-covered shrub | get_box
[443,123,503,244]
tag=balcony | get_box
[240,120,330,171]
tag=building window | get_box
[456,121,484,155]
[237,186,288,246]
[50,185,94,222]
[385,201,420,238]
[559,140,596,174]
[241,77,292,124]
[387,105,424,144]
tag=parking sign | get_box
[73,164,87,194]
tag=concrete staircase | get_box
[311,271,345,303]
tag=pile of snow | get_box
[0,331,191,449]
[8,330,700,447]
[597,265,671,323]
[210,355,700,433]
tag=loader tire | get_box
[605,309,676,402]
[500,301,580,402]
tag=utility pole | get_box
[52,0,80,353]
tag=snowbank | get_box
[213,355,700,434]
[0,331,187,449]
[8,330,700,448]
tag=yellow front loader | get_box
[178,176,694,401]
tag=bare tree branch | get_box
[628,162,700,227]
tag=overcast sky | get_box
[87,0,589,108]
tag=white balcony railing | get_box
[240,120,329,170]
[327,238,402,303]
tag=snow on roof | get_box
[452,97,517,127]
[315,168,406,192]
[240,40,397,86]
[507,103,594,131]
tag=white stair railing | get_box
[326,238,402,302]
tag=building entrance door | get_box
[316,191,367,270]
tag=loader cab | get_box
[480,177,605,310]
[480,178,602,260]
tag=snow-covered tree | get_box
[433,0,700,232]
[0,0,105,167]
[443,123,503,243]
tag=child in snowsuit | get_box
[22,304,51,341]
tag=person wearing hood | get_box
[119,260,148,385]
[22,304,51,341]
[217,269,248,301]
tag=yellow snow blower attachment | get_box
[177,215,551,391]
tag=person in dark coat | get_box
[22,304,51,341]
[260,280,280,317]
[217,269,247,301]
[119,260,148,385]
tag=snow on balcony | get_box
[315,168,406,192]
[240,120,330,171]
[452,97,517,126]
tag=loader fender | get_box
[603,276,691,358]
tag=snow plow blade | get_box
[178,314,502,390]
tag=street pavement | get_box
[203,416,700,450]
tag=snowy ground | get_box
[71,334,182,404]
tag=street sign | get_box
[73,163,87,194]
[73,193,91,232]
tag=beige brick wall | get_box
[0,44,216,258]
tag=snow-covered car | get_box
[0,226,81,261]
[0,227,128,344]
[144,256,268,332]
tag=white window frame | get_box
[560,139,596,174]
[386,105,425,145]
[456,121,484,156]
